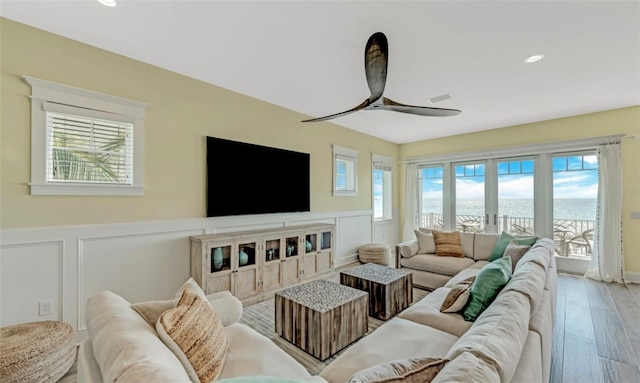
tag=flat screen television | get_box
[206,137,310,217]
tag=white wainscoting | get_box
[0,209,377,340]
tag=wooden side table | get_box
[274,279,368,361]
[340,263,413,320]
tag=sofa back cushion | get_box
[489,232,539,262]
[85,291,191,383]
[459,233,475,259]
[431,351,500,383]
[446,289,532,383]
[472,234,499,261]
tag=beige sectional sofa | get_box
[78,281,327,382]
[79,231,556,383]
[319,233,557,383]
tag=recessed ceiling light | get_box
[524,54,545,63]
[98,0,117,7]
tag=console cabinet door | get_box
[317,229,334,273]
[281,233,302,285]
[262,235,284,292]
[234,238,259,300]
[205,242,234,294]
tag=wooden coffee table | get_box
[274,279,368,361]
[340,263,412,320]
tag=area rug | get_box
[239,287,429,375]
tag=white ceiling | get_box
[2,0,639,144]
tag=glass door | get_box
[418,165,444,230]
[454,162,486,233]
[497,158,535,235]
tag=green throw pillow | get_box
[463,255,512,321]
[488,232,538,262]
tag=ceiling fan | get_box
[302,32,461,123]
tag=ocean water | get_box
[422,198,597,221]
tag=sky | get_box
[420,155,598,200]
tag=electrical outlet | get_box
[39,300,52,316]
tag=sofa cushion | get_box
[346,357,448,383]
[157,289,229,383]
[219,323,314,380]
[488,232,538,262]
[414,230,436,254]
[85,291,191,383]
[217,376,325,383]
[319,318,459,383]
[432,230,465,257]
[131,277,208,326]
[503,240,531,272]
[472,234,499,261]
[431,351,500,383]
[399,241,420,258]
[447,289,531,383]
[502,260,546,316]
[445,269,481,288]
[400,253,475,277]
[398,288,473,337]
[459,232,475,258]
[463,255,512,322]
[440,276,475,313]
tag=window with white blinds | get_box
[25,76,148,196]
[46,111,133,184]
[332,145,359,196]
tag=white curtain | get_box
[402,163,418,242]
[585,140,625,283]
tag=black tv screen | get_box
[206,137,310,217]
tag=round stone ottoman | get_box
[0,320,76,383]
[358,243,392,266]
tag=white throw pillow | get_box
[414,230,436,254]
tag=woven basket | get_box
[358,243,392,266]
[0,320,76,383]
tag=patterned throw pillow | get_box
[432,230,465,257]
[347,357,448,383]
[440,276,476,313]
[156,289,229,383]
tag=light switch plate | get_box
[631,212,640,220]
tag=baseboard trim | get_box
[624,271,640,284]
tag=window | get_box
[25,76,148,195]
[372,154,393,220]
[333,145,358,196]
[418,165,444,229]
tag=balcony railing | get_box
[420,212,594,258]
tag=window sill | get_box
[30,183,144,196]
[333,191,357,197]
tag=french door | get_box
[420,157,537,234]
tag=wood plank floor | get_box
[551,273,640,383]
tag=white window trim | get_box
[25,76,148,196]
[372,153,394,221]
[332,144,359,196]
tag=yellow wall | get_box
[399,106,640,273]
[0,18,398,228]
[2,18,638,273]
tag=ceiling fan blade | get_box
[364,32,388,102]
[380,97,462,117]
[301,98,371,122]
